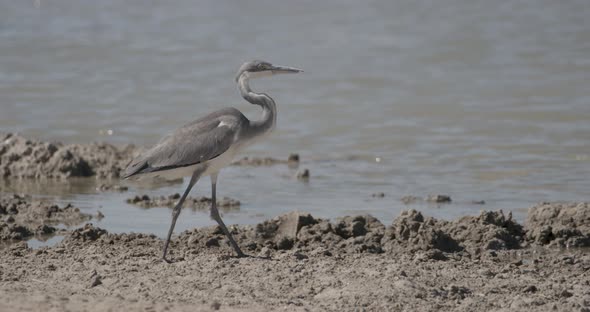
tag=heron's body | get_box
[123,60,302,261]
[125,108,250,182]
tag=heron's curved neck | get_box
[238,74,276,136]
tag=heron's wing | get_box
[123,115,242,179]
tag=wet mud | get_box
[0,194,91,241]
[1,202,589,311]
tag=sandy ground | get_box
[1,197,589,312]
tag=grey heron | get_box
[123,60,302,261]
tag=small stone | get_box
[258,247,271,258]
[205,238,220,248]
[296,168,310,180]
[561,256,574,265]
[211,301,221,311]
[96,184,128,192]
[426,195,452,203]
[310,247,332,257]
[523,285,537,293]
[372,192,385,198]
[89,270,102,288]
[277,237,294,250]
[288,154,300,162]
[560,290,573,298]
[293,251,308,260]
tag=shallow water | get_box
[1,0,589,238]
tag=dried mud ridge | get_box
[1,202,589,311]
[175,202,590,257]
[0,194,91,241]
[1,132,299,179]
[126,194,240,210]
[0,132,137,179]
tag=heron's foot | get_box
[217,251,250,261]
[230,245,247,258]
[149,257,170,265]
[159,254,184,264]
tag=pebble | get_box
[296,168,310,180]
[426,194,452,203]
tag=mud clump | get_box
[126,194,240,210]
[383,210,461,253]
[96,183,128,192]
[0,132,136,179]
[447,210,523,251]
[526,202,590,247]
[426,194,452,203]
[331,215,385,253]
[0,194,91,241]
[277,213,385,254]
[180,210,532,257]
[179,213,386,255]
[401,195,455,204]
[255,211,317,242]
[231,153,300,166]
[383,209,524,256]
[295,168,310,180]
[66,223,108,242]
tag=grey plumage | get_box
[123,60,302,261]
[123,108,247,178]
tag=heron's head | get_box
[235,60,303,82]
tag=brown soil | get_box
[1,203,589,311]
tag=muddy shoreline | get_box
[1,133,589,311]
[1,195,589,311]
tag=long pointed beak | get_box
[271,65,304,74]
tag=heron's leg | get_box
[162,169,202,262]
[210,173,245,257]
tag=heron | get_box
[122,60,302,261]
